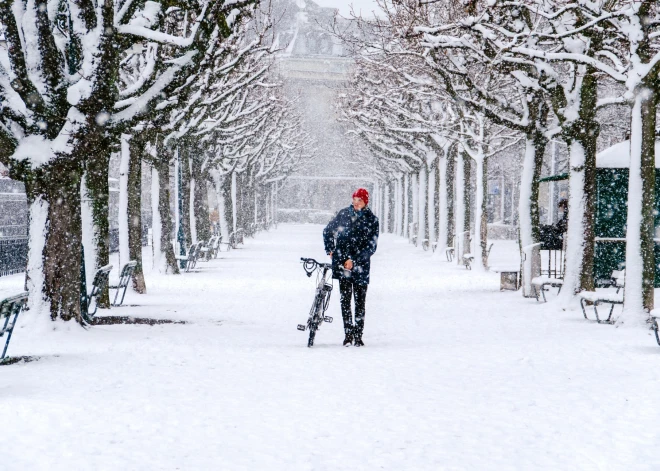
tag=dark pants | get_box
[339,279,368,338]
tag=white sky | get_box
[314,0,381,17]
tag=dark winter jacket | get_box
[323,206,379,285]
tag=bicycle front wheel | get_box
[307,295,323,347]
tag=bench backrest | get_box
[85,264,113,319]
[118,261,137,287]
[612,269,625,287]
[183,243,198,264]
[0,292,28,326]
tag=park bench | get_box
[651,310,660,346]
[198,236,219,261]
[532,276,564,302]
[445,247,455,262]
[222,232,237,251]
[578,269,625,323]
[175,242,201,273]
[109,261,137,307]
[209,235,221,258]
[409,223,419,247]
[0,292,28,361]
[82,264,113,323]
[491,267,520,291]
[529,243,565,302]
[236,228,245,245]
[463,243,493,270]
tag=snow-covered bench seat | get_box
[578,270,625,323]
[532,276,564,302]
[0,292,28,362]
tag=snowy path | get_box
[3,224,660,470]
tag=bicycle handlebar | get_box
[300,257,332,277]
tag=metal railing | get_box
[0,236,28,277]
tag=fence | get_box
[0,237,28,277]
[0,227,150,277]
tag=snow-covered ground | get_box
[2,224,660,470]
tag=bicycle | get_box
[297,257,334,347]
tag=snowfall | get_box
[2,224,660,470]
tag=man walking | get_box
[323,188,379,347]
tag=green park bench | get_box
[578,269,625,323]
[175,242,201,273]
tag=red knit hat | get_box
[352,188,369,206]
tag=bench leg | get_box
[112,285,120,306]
[593,302,601,322]
[112,285,129,307]
[605,302,617,323]
[654,319,660,346]
[532,284,548,303]
[580,298,590,320]
[1,311,20,360]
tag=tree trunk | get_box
[179,146,192,246]
[157,158,179,274]
[190,149,211,243]
[437,154,449,254]
[25,159,84,321]
[519,133,547,296]
[463,153,472,261]
[474,156,488,270]
[428,159,437,245]
[432,160,440,245]
[128,138,146,293]
[412,172,419,241]
[404,173,410,238]
[622,84,657,320]
[418,165,427,244]
[446,147,455,249]
[84,140,111,308]
[383,181,391,233]
[231,171,238,233]
[560,137,598,301]
[119,135,130,269]
[212,172,232,240]
[455,152,466,263]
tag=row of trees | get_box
[338,0,659,323]
[0,0,312,323]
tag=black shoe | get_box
[354,337,364,347]
[343,333,353,347]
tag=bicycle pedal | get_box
[297,324,306,331]
[324,317,333,323]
